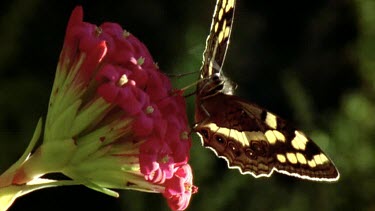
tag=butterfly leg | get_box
[200,103,211,118]
[183,90,197,98]
[193,103,211,130]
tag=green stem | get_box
[0,179,81,211]
[16,118,43,168]
[0,118,42,187]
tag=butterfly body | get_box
[194,0,339,181]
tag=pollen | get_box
[185,183,192,192]
[181,131,189,140]
[123,29,130,38]
[137,57,145,66]
[145,105,154,114]
[95,26,103,36]
[118,74,129,86]
[160,155,170,164]
[154,62,159,69]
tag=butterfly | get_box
[194,0,340,182]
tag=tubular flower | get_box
[0,6,196,211]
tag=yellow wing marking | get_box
[291,130,309,150]
[277,154,286,163]
[296,152,307,164]
[286,152,298,164]
[308,160,317,168]
[313,154,329,165]
[265,112,277,129]
[205,123,267,147]
[236,101,278,130]
[265,130,286,145]
[226,0,235,12]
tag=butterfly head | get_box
[197,72,236,100]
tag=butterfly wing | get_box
[195,93,340,182]
[200,0,235,79]
[195,0,339,182]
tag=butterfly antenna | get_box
[179,79,199,92]
[180,82,198,98]
[179,77,207,98]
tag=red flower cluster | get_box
[60,7,196,210]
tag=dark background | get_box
[1,0,374,210]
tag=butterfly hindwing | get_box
[195,94,339,181]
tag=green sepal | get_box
[80,179,119,197]
[47,99,81,141]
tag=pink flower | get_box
[0,6,196,211]
[163,164,198,211]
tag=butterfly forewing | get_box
[200,0,235,79]
[194,0,339,182]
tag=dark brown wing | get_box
[195,93,340,181]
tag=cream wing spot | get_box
[218,31,224,43]
[320,154,329,163]
[277,154,286,163]
[296,153,307,164]
[314,154,323,165]
[218,8,224,21]
[222,0,227,8]
[308,160,317,168]
[222,19,227,32]
[291,138,301,150]
[265,112,277,129]
[264,130,287,145]
[205,123,269,147]
[296,131,308,143]
[273,130,286,142]
[236,130,250,146]
[291,130,309,150]
[241,132,250,146]
[234,128,242,145]
[224,26,230,39]
[265,130,277,144]
[286,153,298,164]
[227,0,235,12]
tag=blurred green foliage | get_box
[0,0,374,210]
